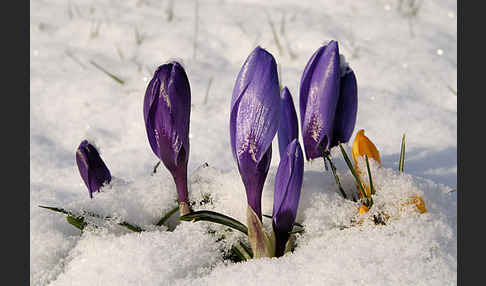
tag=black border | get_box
[6,0,30,284]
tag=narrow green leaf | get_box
[39,205,75,216]
[365,155,375,195]
[399,133,406,173]
[239,241,254,258]
[338,143,371,207]
[66,215,87,231]
[39,205,144,232]
[89,60,125,85]
[293,222,304,228]
[179,210,248,235]
[152,161,161,175]
[230,245,247,261]
[262,214,273,219]
[288,229,305,234]
[156,205,179,226]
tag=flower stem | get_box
[322,151,348,200]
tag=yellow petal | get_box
[359,205,369,214]
[402,195,427,214]
[352,129,381,171]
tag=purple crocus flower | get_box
[277,87,299,159]
[76,140,112,199]
[230,46,280,221]
[299,40,358,160]
[272,139,304,257]
[144,61,191,213]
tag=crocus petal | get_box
[143,62,191,204]
[230,46,280,219]
[352,129,381,169]
[331,68,358,147]
[272,139,304,257]
[76,140,112,198]
[300,41,341,160]
[277,87,299,158]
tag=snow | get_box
[30,0,456,285]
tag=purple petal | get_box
[76,140,112,198]
[299,41,341,160]
[277,87,299,158]
[331,68,358,147]
[144,62,191,173]
[230,46,280,219]
[143,62,191,203]
[272,139,304,256]
[230,46,280,164]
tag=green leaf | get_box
[179,210,248,235]
[39,205,75,216]
[152,161,161,175]
[247,205,275,258]
[338,143,371,207]
[39,205,144,232]
[365,155,375,195]
[399,133,406,173]
[156,205,179,226]
[89,60,125,85]
[66,215,87,231]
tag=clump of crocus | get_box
[230,46,280,221]
[272,139,304,257]
[144,61,191,216]
[351,130,427,215]
[76,140,112,198]
[299,40,357,160]
[277,87,299,158]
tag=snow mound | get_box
[36,162,455,286]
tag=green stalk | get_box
[322,151,347,199]
[337,143,371,207]
[399,133,406,172]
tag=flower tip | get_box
[280,86,290,99]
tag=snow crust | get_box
[31,0,456,285]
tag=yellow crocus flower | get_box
[352,129,381,169]
[352,129,381,197]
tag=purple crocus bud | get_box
[277,87,299,159]
[272,139,304,257]
[230,46,280,221]
[299,40,358,160]
[76,140,112,199]
[143,61,191,214]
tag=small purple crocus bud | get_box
[230,46,280,221]
[272,139,304,257]
[277,87,299,159]
[76,140,112,199]
[299,40,358,160]
[143,61,191,213]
